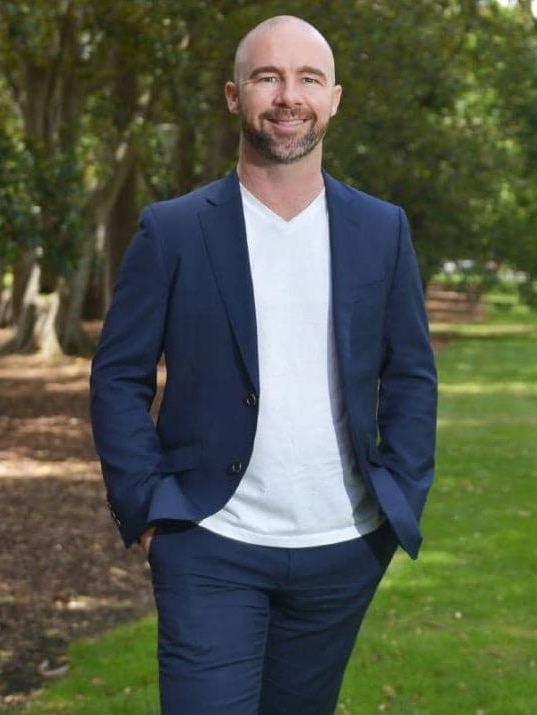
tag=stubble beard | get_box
[239,108,329,164]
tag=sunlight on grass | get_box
[440,381,537,394]
[431,321,537,338]
[438,417,537,428]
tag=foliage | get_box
[0,1,536,295]
[316,0,535,281]
[0,111,40,262]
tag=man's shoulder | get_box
[324,173,402,218]
[143,173,238,225]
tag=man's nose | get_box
[274,79,303,105]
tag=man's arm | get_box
[90,208,168,547]
[377,208,438,522]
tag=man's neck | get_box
[236,147,325,222]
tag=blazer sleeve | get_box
[90,207,169,547]
[377,208,438,521]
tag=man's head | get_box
[226,16,342,165]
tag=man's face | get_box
[226,22,342,164]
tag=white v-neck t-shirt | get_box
[199,185,382,547]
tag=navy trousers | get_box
[148,521,398,715]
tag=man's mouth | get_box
[271,119,306,125]
[263,112,313,125]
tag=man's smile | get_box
[268,119,309,132]
[262,113,314,132]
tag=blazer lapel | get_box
[324,174,385,379]
[199,170,378,397]
[325,172,362,381]
[199,172,259,393]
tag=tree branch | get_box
[517,0,537,28]
[85,86,155,222]
[43,0,78,139]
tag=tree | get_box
[1,0,536,359]
[0,1,156,355]
[312,0,534,282]
[0,85,40,325]
[486,0,537,300]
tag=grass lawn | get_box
[339,328,537,715]
[22,326,536,715]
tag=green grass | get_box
[339,330,537,715]
[22,619,159,715]
[431,320,537,339]
[22,323,537,715]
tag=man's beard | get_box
[239,109,329,164]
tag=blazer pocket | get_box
[159,443,201,474]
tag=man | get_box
[90,15,437,715]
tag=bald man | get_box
[91,15,437,715]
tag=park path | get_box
[0,347,153,707]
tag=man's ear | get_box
[330,84,343,117]
[225,81,240,115]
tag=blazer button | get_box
[229,461,243,475]
[244,392,257,408]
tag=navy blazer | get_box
[90,171,437,558]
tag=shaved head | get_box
[226,15,342,167]
[234,16,337,85]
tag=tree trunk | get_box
[105,47,139,301]
[0,251,63,360]
[0,251,39,353]
[106,166,137,303]
[59,117,142,355]
[11,251,36,323]
[0,259,10,326]
[36,288,64,361]
[83,253,106,321]
[14,258,42,352]
[59,234,97,356]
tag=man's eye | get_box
[258,75,280,83]
[303,76,319,84]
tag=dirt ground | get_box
[0,334,154,708]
